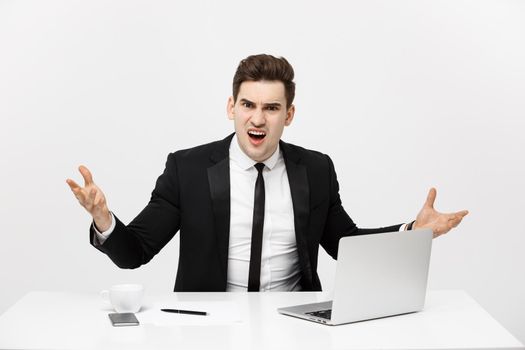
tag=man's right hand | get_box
[66,165,112,232]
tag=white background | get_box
[1,0,524,343]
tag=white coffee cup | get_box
[100,284,144,313]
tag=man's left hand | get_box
[413,188,469,238]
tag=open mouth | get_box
[248,130,266,142]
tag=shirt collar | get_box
[230,134,281,171]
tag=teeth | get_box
[248,130,266,136]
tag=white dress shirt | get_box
[226,135,301,291]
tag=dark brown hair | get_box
[232,54,295,108]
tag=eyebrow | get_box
[239,98,254,105]
[264,102,282,108]
[239,99,282,108]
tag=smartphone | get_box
[108,312,140,327]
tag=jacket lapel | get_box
[207,134,234,288]
[280,141,314,289]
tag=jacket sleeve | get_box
[89,153,182,268]
[319,155,401,259]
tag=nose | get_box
[251,107,266,127]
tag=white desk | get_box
[0,290,522,350]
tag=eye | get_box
[241,101,254,108]
[265,105,279,111]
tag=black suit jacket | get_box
[91,134,401,291]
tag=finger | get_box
[66,179,81,191]
[424,187,437,209]
[72,189,87,205]
[79,165,94,186]
[456,210,469,218]
[448,211,467,227]
[66,179,87,203]
[449,218,461,229]
[447,211,468,226]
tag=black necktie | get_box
[248,163,265,292]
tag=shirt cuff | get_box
[92,212,116,245]
[399,223,408,231]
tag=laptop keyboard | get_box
[306,309,332,320]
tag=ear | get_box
[284,104,295,126]
[227,96,235,120]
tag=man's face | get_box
[227,80,295,162]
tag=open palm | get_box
[66,165,112,231]
[414,188,469,238]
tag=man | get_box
[66,54,468,292]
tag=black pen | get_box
[161,308,208,316]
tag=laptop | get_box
[277,228,433,325]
